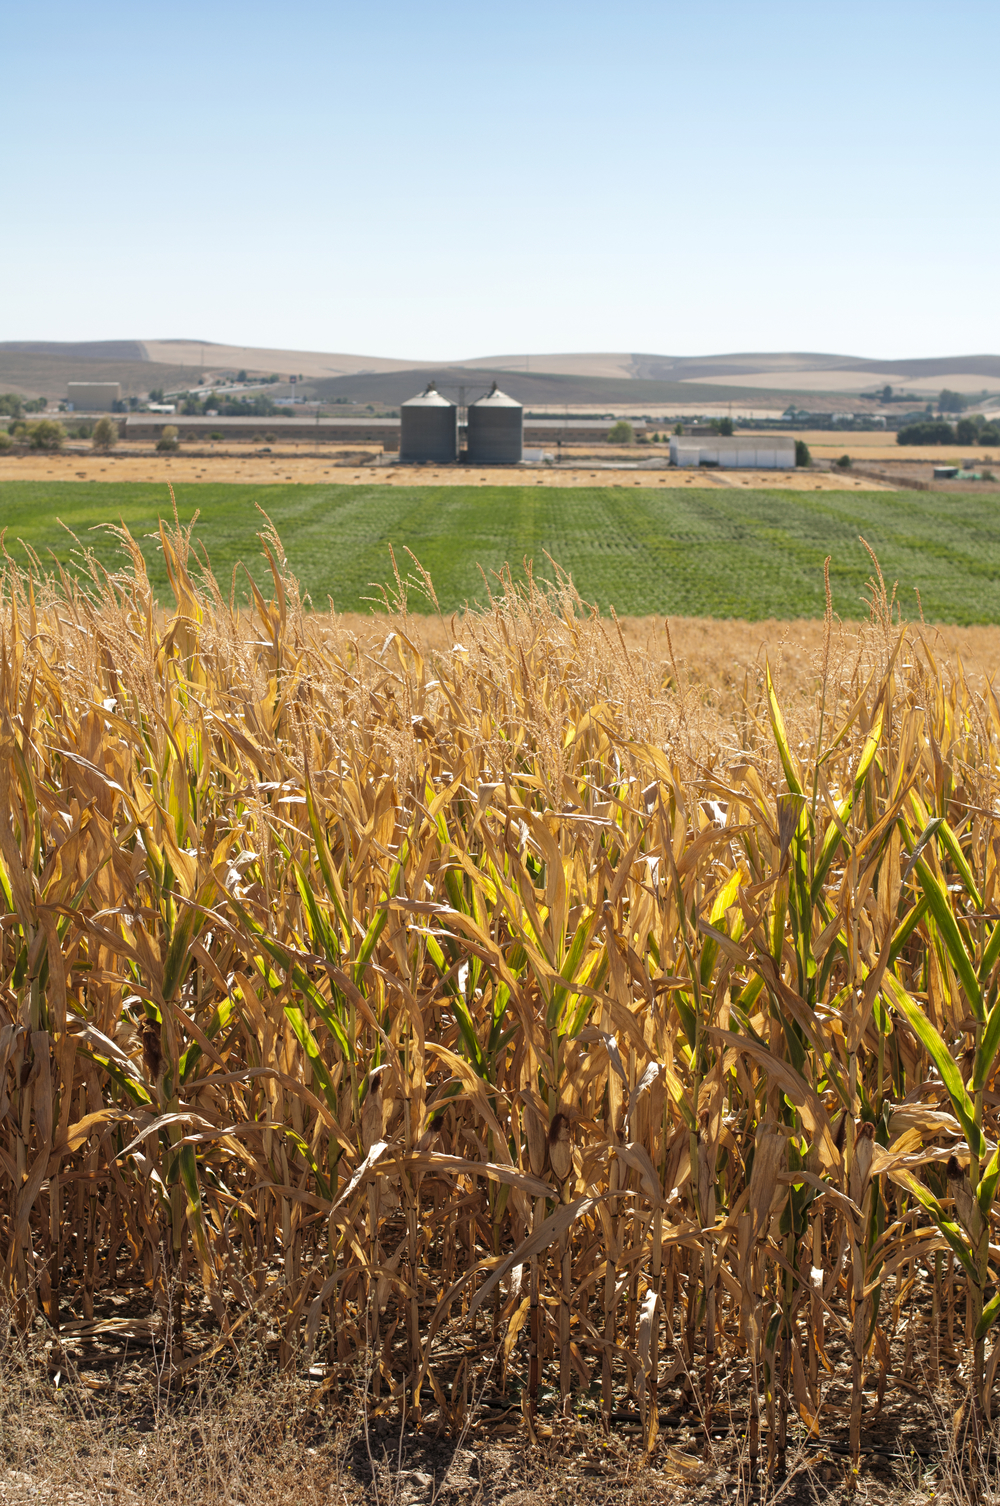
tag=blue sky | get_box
[3,0,998,359]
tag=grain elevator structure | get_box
[399,382,458,462]
[466,382,523,464]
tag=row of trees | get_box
[0,416,120,453]
[898,415,1000,446]
[179,390,280,417]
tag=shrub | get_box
[91,416,118,451]
[897,420,955,445]
[835,453,852,470]
[156,425,179,452]
[795,439,811,467]
[209,431,223,441]
[0,431,11,453]
[28,419,65,452]
[607,420,634,444]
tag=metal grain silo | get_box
[400,382,457,462]
[467,382,522,464]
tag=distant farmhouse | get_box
[67,382,121,412]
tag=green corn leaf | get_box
[889,895,928,966]
[765,661,804,796]
[894,1168,975,1280]
[304,775,350,934]
[811,795,852,907]
[293,861,341,963]
[915,860,984,1022]
[701,868,743,984]
[354,840,409,986]
[937,818,983,911]
[981,918,1000,985]
[884,972,985,1160]
[282,1003,338,1111]
[548,907,597,1032]
[675,992,697,1050]
[977,1143,1000,1219]
[973,997,1000,1093]
[976,1289,1000,1342]
[228,894,352,1065]
[178,1142,211,1262]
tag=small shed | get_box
[670,436,795,470]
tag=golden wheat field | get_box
[5,515,1000,1499]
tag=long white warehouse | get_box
[670,435,795,469]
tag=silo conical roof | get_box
[470,381,521,408]
[403,381,455,408]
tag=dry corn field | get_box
[7,511,1000,1497]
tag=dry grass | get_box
[5,517,1000,1498]
[0,449,889,488]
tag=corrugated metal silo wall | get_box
[466,406,523,464]
[400,405,458,462]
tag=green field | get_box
[1,480,999,621]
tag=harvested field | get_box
[0,447,880,490]
[3,521,1000,1503]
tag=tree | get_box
[673,422,684,436]
[897,421,955,445]
[0,431,11,453]
[28,419,65,451]
[607,420,634,444]
[237,369,247,383]
[938,389,966,414]
[835,453,852,470]
[0,394,23,420]
[795,440,811,467]
[92,416,118,451]
[719,416,733,436]
[980,424,1000,446]
[881,385,893,402]
[156,425,179,452]
[956,418,979,445]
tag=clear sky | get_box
[4,0,998,361]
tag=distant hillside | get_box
[2,340,998,406]
[305,366,848,411]
[0,352,204,401]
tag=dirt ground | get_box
[0,444,887,490]
[0,1289,981,1506]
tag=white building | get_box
[67,382,121,412]
[670,435,796,469]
